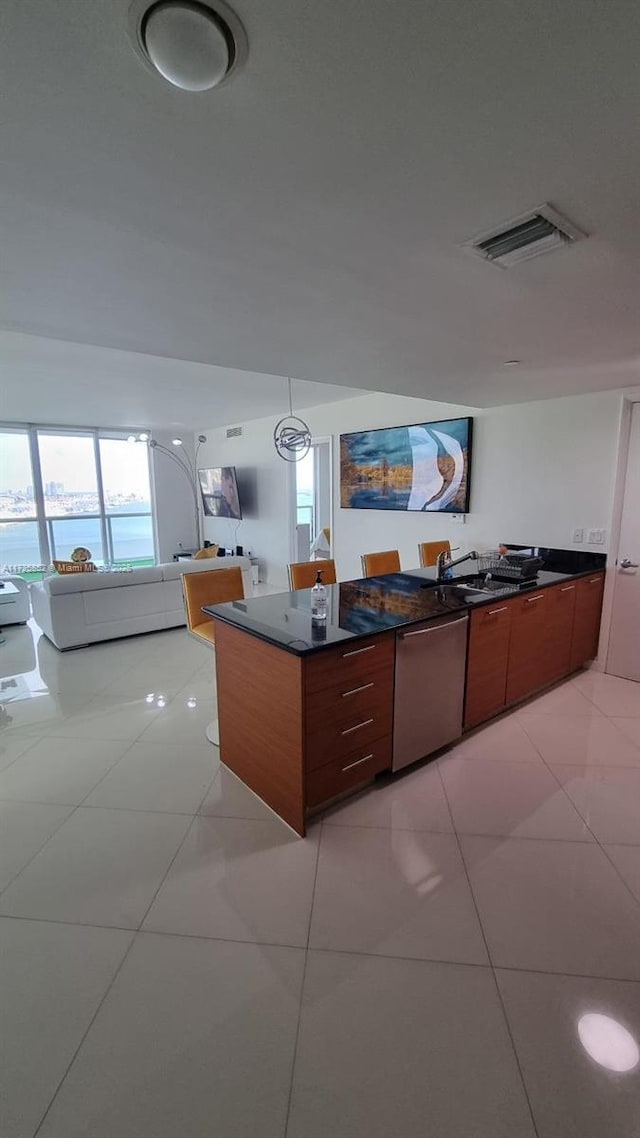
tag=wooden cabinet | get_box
[306,737,391,808]
[505,590,550,705]
[215,572,606,835]
[304,632,395,790]
[464,602,512,728]
[466,573,605,725]
[570,573,605,670]
[544,581,578,683]
[304,634,394,695]
[214,621,395,835]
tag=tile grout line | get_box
[0,724,160,901]
[435,760,541,1138]
[31,802,204,1137]
[0,732,49,775]
[4,908,640,987]
[0,804,79,901]
[135,812,203,934]
[283,818,323,1138]
[31,927,139,1138]
[519,707,640,917]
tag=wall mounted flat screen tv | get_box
[198,466,242,520]
[340,417,473,513]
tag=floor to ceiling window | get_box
[99,436,155,565]
[0,425,156,571]
[0,429,41,567]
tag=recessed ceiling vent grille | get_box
[466,203,585,268]
[226,425,242,438]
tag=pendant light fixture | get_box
[274,378,312,462]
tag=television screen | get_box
[198,466,242,520]
[340,417,473,513]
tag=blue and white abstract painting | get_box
[340,417,473,512]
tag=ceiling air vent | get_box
[226,425,242,438]
[465,203,585,268]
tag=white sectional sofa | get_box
[30,556,252,650]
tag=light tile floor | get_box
[1,617,640,1137]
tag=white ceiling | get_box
[0,331,366,429]
[1,0,640,410]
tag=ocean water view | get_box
[0,505,155,569]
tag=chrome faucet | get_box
[436,548,479,582]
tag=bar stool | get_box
[360,550,401,577]
[418,541,452,568]
[288,559,337,590]
[181,566,244,744]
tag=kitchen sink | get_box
[453,574,531,596]
[418,575,497,597]
[418,573,529,597]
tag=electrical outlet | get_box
[572,528,584,543]
[587,528,605,544]
[451,514,466,524]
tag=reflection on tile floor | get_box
[1,618,640,1137]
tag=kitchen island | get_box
[206,554,606,835]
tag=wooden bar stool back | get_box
[418,540,451,568]
[182,567,244,646]
[360,550,401,577]
[288,559,337,590]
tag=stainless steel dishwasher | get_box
[393,612,469,771]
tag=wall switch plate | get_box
[572,528,584,543]
[451,514,466,524]
[587,528,605,544]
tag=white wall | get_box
[197,426,291,586]
[150,431,199,563]
[198,389,624,586]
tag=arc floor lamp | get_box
[130,433,208,551]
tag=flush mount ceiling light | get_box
[128,0,247,91]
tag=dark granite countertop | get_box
[205,553,606,657]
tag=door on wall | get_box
[607,402,640,681]
[290,438,332,563]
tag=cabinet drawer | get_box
[306,737,391,808]
[306,706,393,771]
[305,633,394,696]
[306,662,393,732]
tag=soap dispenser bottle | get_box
[311,569,327,621]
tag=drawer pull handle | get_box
[487,606,508,616]
[342,644,375,658]
[589,577,602,583]
[342,753,373,772]
[341,718,374,736]
[526,594,545,603]
[342,682,374,698]
[560,585,575,592]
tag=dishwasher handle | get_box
[400,615,468,639]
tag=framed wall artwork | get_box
[340,417,473,513]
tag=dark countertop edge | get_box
[206,565,606,658]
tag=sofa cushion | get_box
[44,566,163,594]
[83,581,166,625]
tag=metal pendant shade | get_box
[274,378,311,462]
